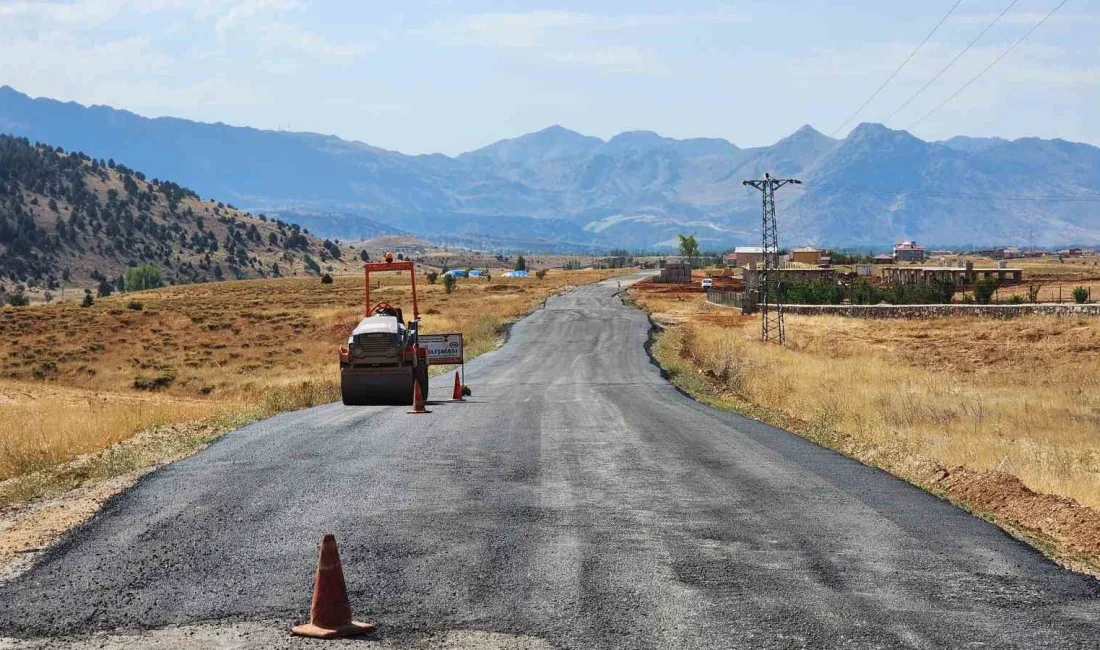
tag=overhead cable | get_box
[830,0,963,137]
[882,0,1019,124]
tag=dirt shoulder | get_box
[634,283,1100,578]
[0,418,236,579]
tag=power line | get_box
[908,0,1070,130]
[830,0,962,137]
[882,0,1019,124]
[797,180,1100,202]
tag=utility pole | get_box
[743,173,801,344]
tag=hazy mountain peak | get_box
[772,124,835,148]
[461,124,603,164]
[603,130,670,152]
[843,123,930,152]
[792,124,826,138]
[848,122,893,138]
[937,135,1010,153]
[536,124,589,138]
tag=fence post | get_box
[1059,286,1062,303]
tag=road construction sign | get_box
[420,333,463,365]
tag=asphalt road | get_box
[2,275,1099,649]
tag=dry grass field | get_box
[0,268,621,502]
[631,281,1100,571]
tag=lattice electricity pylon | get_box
[742,173,802,344]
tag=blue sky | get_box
[1,0,1096,155]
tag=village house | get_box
[893,241,926,262]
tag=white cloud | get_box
[214,0,304,37]
[0,0,229,26]
[423,10,748,48]
[253,21,366,62]
[547,46,658,74]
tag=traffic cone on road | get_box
[408,380,430,414]
[452,371,465,402]
[291,534,375,639]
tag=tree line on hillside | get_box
[0,134,336,287]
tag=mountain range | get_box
[2,85,1098,251]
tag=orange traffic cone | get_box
[452,371,465,401]
[291,534,375,639]
[408,379,430,414]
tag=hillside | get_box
[0,134,357,298]
[3,85,1100,249]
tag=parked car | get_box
[701,278,713,289]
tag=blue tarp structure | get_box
[442,269,468,278]
[468,270,484,277]
[502,270,530,278]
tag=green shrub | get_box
[127,300,144,310]
[442,274,456,294]
[81,292,94,308]
[781,280,842,305]
[426,271,439,284]
[124,264,162,291]
[6,293,29,307]
[882,280,956,305]
[847,280,882,305]
[1073,286,1089,304]
[1007,294,1024,305]
[303,255,321,275]
[320,273,333,284]
[535,269,547,280]
[973,279,997,305]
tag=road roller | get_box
[339,254,428,405]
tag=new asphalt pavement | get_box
[1,274,1098,648]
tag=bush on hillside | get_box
[124,264,163,291]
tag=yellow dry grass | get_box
[633,286,1100,510]
[0,269,622,495]
[0,382,220,480]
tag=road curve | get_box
[1,275,1099,648]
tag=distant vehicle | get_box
[701,278,713,289]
